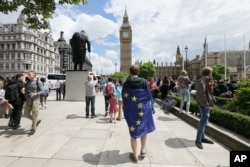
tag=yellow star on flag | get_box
[130,126,135,132]
[138,111,144,117]
[136,119,141,125]
[131,96,137,102]
[124,92,129,98]
[137,103,143,109]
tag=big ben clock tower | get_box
[120,8,132,73]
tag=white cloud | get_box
[1,0,250,75]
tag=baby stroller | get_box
[161,93,177,114]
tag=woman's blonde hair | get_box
[180,70,188,76]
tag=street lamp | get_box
[185,46,188,70]
[115,62,117,72]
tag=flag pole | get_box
[224,34,227,80]
[244,34,246,79]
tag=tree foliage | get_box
[111,72,129,81]
[0,0,88,29]
[138,62,156,79]
[212,64,230,80]
[225,79,250,116]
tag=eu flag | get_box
[122,88,156,139]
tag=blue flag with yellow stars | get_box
[122,88,156,139]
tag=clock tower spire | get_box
[120,7,132,73]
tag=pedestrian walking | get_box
[24,70,44,135]
[40,78,49,109]
[55,79,62,101]
[122,65,156,163]
[85,74,98,118]
[7,74,25,129]
[195,67,215,149]
[108,93,118,123]
[116,80,123,121]
[103,78,116,117]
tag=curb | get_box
[155,99,250,151]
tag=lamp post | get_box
[185,46,188,71]
[115,62,117,72]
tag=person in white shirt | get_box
[55,79,62,101]
[85,74,98,118]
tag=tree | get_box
[226,79,250,116]
[138,62,156,79]
[0,0,88,29]
[111,72,129,82]
[212,64,230,80]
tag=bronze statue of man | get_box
[70,30,91,71]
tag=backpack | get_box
[106,84,112,95]
[5,81,19,102]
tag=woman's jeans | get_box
[196,106,210,141]
[180,88,190,112]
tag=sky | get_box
[1,0,250,75]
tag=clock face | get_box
[122,32,129,38]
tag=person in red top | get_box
[149,77,157,114]
[108,93,118,123]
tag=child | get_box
[0,80,14,118]
[108,93,118,123]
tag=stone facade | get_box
[120,8,132,73]
[154,39,250,81]
[0,13,60,79]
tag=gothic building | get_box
[120,8,132,73]
[154,38,250,81]
[0,13,60,79]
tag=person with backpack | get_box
[177,70,192,113]
[6,74,25,129]
[40,78,49,109]
[103,78,116,117]
[24,70,44,135]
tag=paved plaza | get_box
[0,91,229,167]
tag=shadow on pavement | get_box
[165,138,195,148]
[82,150,134,165]
[0,126,29,137]
[157,116,179,122]
[66,114,85,119]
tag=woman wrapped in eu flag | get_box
[122,65,156,162]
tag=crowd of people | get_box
[1,65,238,162]
[0,71,52,135]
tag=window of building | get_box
[18,53,20,59]
[6,54,9,60]
[17,63,20,70]
[11,53,15,59]
[0,54,3,60]
[11,63,15,71]
[0,44,4,50]
[6,63,9,70]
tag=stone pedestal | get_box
[65,70,88,101]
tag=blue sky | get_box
[1,0,250,75]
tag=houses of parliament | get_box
[120,10,250,81]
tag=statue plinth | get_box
[65,70,89,101]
